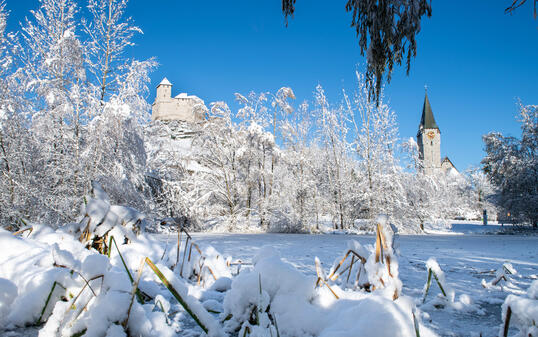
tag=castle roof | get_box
[158,77,172,86]
[175,93,194,99]
[419,92,439,130]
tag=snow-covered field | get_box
[1,224,536,337]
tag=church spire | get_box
[419,91,439,130]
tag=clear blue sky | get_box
[5,0,538,171]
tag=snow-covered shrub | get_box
[325,216,401,300]
[77,182,145,254]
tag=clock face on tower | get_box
[427,131,436,140]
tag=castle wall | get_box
[152,97,204,122]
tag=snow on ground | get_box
[183,232,538,337]
[1,222,536,337]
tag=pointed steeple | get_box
[419,91,439,130]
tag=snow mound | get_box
[222,244,436,337]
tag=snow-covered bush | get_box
[76,182,145,254]
[0,198,228,337]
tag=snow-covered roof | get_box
[174,92,200,100]
[158,77,172,86]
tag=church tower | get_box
[417,91,441,175]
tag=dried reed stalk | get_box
[37,281,66,324]
[12,226,33,237]
[502,305,512,337]
[145,257,209,334]
[315,258,339,299]
[108,235,144,303]
[123,257,145,329]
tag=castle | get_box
[151,78,207,122]
[416,92,457,175]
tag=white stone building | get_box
[151,78,207,122]
[416,92,457,175]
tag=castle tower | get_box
[417,91,441,175]
[156,77,172,101]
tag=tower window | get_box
[431,141,433,146]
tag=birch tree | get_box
[19,0,87,222]
[84,0,142,101]
[347,72,405,222]
[315,85,354,229]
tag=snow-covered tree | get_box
[16,0,87,222]
[0,0,154,225]
[482,103,537,226]
[235,92,276,229]
[315,85,356,229]
[346,72,406,226]
[466,167,497,220]
[193,102,245,227]
[279,101,320,231]
[0,1,34,226]
[84,0,143,101]
[82,0,156,209]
